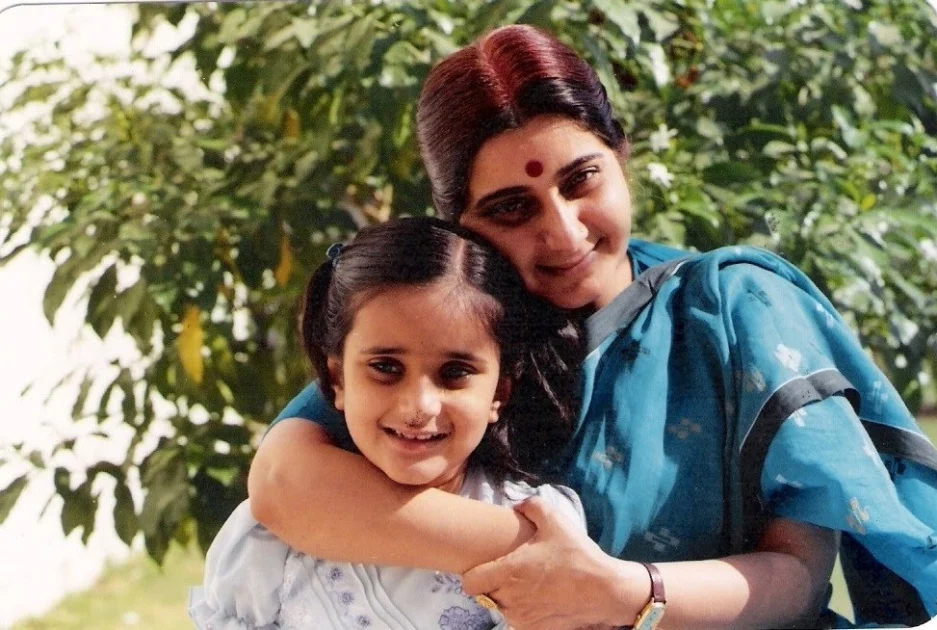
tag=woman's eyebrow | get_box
[472,153,605,209]
[555,153,603,180]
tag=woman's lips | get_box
[537,240,602,277]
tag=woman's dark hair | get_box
[417,24,630,221]
[300,216,584,481]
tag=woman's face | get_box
[462,115,633,311]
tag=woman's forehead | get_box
[467,117,610,196]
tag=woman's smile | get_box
[536,239,602,278]
[464,116,633,310]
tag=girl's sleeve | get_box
[189,501,290,629]
[531,483,588,534]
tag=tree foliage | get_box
[1,0,936,562]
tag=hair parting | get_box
[298,217,584,483]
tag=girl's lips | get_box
[382,427,450,454]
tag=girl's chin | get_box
[384,467,464,492]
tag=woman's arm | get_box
[248,418,535,574]
[461,500,838,630]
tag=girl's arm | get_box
[248,418,535,574]
[461,499,838,630]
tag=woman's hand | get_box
[463,497,839,630]
[461,497,641,630]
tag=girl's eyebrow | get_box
[360,347,488,363]
[361,346,405,355]
[470,152,604,212]
[445,351,485,363]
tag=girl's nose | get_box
[399,377,442,423]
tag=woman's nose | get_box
[538,199,587,251]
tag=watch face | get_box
[635,603,666,630]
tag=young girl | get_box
[188,216,587,629]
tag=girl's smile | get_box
[328,282,508,494]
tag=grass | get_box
[16,418,937,629]
[12,543,204,630]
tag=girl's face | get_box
[328,282,507,493]
[462,115,633,310]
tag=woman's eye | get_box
[561,167,599,196]
[481,198,533,225]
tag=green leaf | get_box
[113,480,139,546]
[87,265,117,320]
[53,467,71,495]
[0,476,28,526]
[702,162,762,186]
[61,481,96,539]
[115,280,148,326]
[71,373,94,420]
[592,0,640,46]
[641,7,680,42]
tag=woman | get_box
[248,25,936,629]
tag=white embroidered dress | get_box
[189,467,586,630]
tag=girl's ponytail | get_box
[300,255,339,406]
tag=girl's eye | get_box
[560,167,599,196]
[440,362,474,383]
[369,359,402,377]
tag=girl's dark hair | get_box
[300,216,584,481]
[417,24,630,221]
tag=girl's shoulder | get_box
[460,468,587,532]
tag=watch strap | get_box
[643,562,666,604]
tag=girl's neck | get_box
[431,466,469,495]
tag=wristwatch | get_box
[631,563,666,630]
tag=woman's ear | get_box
[489,377,512,423]
[326,357,345,410]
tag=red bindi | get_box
[524,160,544,178]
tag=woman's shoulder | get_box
[628,238,688,271]
[674,245,818,303]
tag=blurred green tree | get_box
[1,0,935,562]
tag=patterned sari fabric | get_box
[561,244,937,627]
[189,468,585,630]
[273,240,937,627]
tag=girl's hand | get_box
[461,497,640,630]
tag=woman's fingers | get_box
[461,499,622,630]
[461,554,509,596]
[512,496,557,532]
